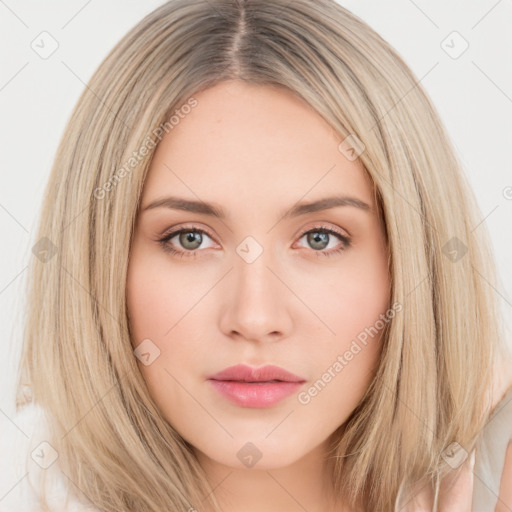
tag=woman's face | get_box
[126,80,390,470]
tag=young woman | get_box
[13,1,512,511]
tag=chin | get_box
[194,437,310,471]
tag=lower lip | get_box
[208,379,304,408]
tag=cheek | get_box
[348,241,389,315]
[126,245,190,347]
[126,271,170,347]
[300,292,388,427]
[126,247,205,386]
[307,250,390,343]
[300,247,389,415]
[126,257,192,421]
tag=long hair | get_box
[16,1,510,510]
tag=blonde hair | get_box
[16,0,510,510]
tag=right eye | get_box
[158,227,217,258]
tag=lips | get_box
[207,364,306,383]
[207,364,306,408]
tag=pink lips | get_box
[207,364,306,408]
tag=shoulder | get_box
[490,355,512,413]
[491,356,512,512]
[0,402,44,509]
[496,441,512,512]
[1,402,99,512]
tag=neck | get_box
[195,438,350,512]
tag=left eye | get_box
[296,227,351,255]
[157,226,351,258]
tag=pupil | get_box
[180,231,202,250]
[308,232,328,250]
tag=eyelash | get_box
[157,225,351,259]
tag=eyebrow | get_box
[141,195,373,219]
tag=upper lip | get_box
[207,364,306,383]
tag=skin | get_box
[126,80,391,512]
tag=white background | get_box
[1,0,511,503]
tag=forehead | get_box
[142,81,375,210]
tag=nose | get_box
[218,250,294,344]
